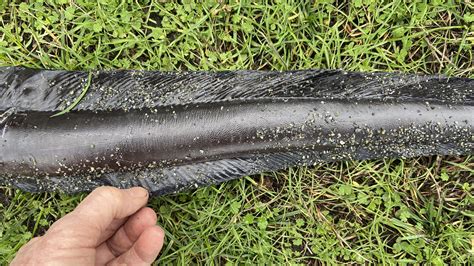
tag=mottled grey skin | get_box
[0,67,473,195]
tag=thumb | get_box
[48,186,149,245]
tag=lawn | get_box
[0,0,473,264]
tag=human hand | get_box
[11,186,164,265]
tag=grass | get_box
[51,70,92,117]
[0,0,473,264]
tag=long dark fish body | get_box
[0,67,473,195]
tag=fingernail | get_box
[129,187,149,198]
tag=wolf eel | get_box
[0,67,473,195]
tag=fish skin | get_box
[0,67,473,195]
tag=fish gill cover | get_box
[0,67,473,195]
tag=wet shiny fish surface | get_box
[0,67,473,195]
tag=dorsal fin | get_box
[1,67,472,112]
